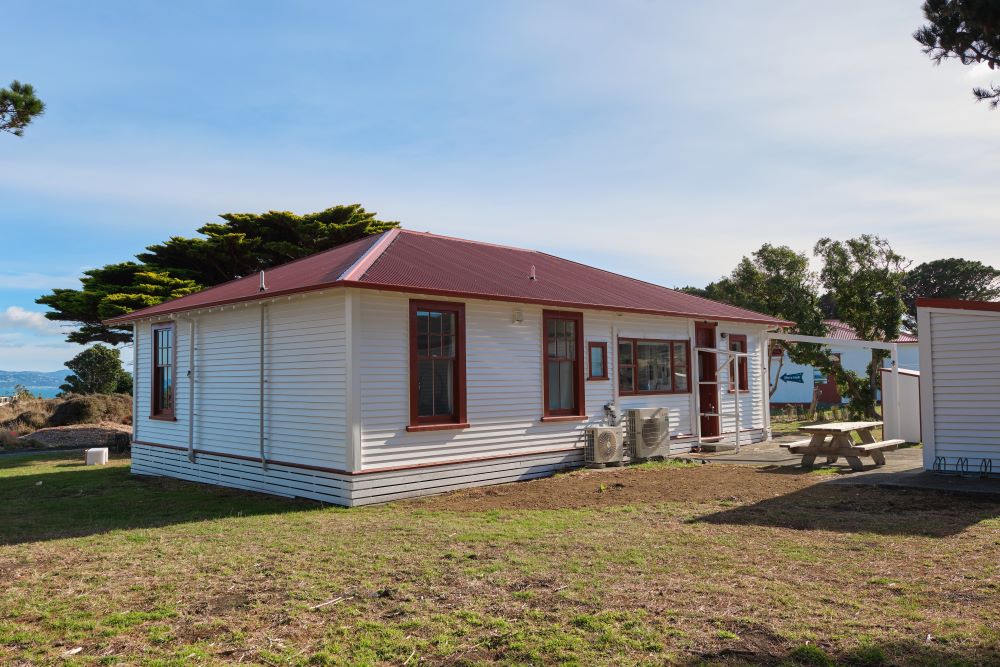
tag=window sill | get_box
[540,415,589,423]
[587,376,609,382]
[406,422,470,432]
[148,414,177,422]
[619,391,691,397]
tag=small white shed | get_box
[917,298,1000,476]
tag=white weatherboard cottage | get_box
[108,230,789,505]
[917,298,1000,476]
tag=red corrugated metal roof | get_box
[103,234,382,322]
[823,319,917,343]
[105,230,792,326]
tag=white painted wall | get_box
[880,369,921,443]
[919,306,1000,471]
[356,291,770,470]
[134,287,772,488]
[133,290,349,470]
[769,343,919,404]
[717,326,766,433]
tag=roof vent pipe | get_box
[528,265,537,281]
[259,271,267,293]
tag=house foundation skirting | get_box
[131,443,585,507]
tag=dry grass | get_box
[0,395,131,443]
[0,454,997,666]
[0,396,57,436]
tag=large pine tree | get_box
[38,205,399,344]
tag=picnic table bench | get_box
[780,421,904,471]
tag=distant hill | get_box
[0,370,69,388]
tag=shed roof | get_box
[823,319,917,343]
[104,229,792,327]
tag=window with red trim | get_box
[587,342,608,380]
[543,311,584,417]
[151,322,175,418]
[409,300,466,428]
[617,339,690,395]
[728,334,749,392]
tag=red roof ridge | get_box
[392,229,543,254]
[192,233,380,294]
[339,228,400,281]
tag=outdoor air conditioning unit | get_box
[585,426,624,468]
[627,408,670,461]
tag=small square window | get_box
[588,342,608,380]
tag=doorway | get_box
[695,323,720,438]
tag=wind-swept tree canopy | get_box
[0,80,44,136]
[811,236,909,417]
[915,0,1000,107]
[696,244,826,397]
[60,344,132,395]
[697,236,909,417]
[902,258,1000,328]
[37,205,399,345]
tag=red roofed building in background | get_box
[109,229,791,506]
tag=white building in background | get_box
[769,320,919,406]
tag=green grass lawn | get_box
[1,452,998,666]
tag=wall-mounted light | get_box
[512,309,524,324]
[720,332,728,339]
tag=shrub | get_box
[16,410,48,430]
[789,643,833,667]
[845,644,887,666]
[48,394,132,427]
[0,431,41,448]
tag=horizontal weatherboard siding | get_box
[922,307,1000,471]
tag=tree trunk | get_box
[808,383,821,421]
[769,352,784,398]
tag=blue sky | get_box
[2,1,999,372]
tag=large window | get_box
[728,334,749,392]
[543,311,584,418]
[151,322,175,419]
[618,339,690,395]
[409,300,466,429]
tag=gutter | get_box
[104,280,793,329]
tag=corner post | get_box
[344,289,363,473]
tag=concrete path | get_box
[686,437,1000,497]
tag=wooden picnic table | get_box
[784,421,904,472]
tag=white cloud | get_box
[0,0,998,290]
[0,307,67,335]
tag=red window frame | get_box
[408,300,467,431]
[587,341,609,381]
[542,310,585,419]
[150,321,176,420]
[728,334,749,392]
[617,338,691,396]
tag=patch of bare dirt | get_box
[409,463,822,511]
[18,422,132,449]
